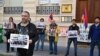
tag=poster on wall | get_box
[59,26,68,37]
[10,34,29,49]
[61,4,72,13]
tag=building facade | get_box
[0,0,76,26]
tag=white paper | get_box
[67,30,78,38]
[36,22,45,29]
[77,24,91,42]
[10,34,29,49]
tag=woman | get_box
[48,20,60,55]
[4,17,16,52]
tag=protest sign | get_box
[10,34,29,49]
[67,30,78,38]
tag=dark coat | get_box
[5,22,16,39]
[88,24,100,42]
[17,22,38,42]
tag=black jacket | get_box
[5,22,16,38]
[17,22,38,42]
[69,24,79,31]
[69,24,79,35]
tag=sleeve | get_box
[13,23,17,33]
[88,25,92,39]
[68,26,71,30]
[16,24,20,34]
[77,26,80,35]
[29,24,38,42]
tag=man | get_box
[65,19,79,56]
[16,11,37,56]
[88,17,100,56]
[48,20,60,55]
[36,18,46,51]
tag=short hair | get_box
[23,11,30,17]
[9,17,13,21]
[95,17,100,20]
[71,19,76,22]
[40,18,44,21]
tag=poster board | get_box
[10,34,29,49]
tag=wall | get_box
[23,0,76,26]
[1,0,77,26]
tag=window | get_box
[61,16,72,23]
[4,7,23,14]
[36,6,60,15]
[0,0,4,7]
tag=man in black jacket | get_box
[65,19,79,56]
[16,11,37,56]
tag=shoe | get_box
[40,49,44,51]
[35,49,38,51]
[65,54,68,56]
[65,53,69,56]
[54,53,57,55]
[11,50,14,52]
[6,51,9,53]
[49,52,53,55]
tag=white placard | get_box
[77,24,91,42]
[10,34,29,49]
[39,0,49,4]
[67,30,78,38]
[36,22,45,29]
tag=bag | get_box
[4,30,10,37]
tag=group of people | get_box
[3,11,100,56]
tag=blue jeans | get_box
[90,41,100,56]
[65,38,77,56]
[49,36,57,54]
[36,34,45,51]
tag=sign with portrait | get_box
[59,26,68,37]
[67,30,78,38]
[10,34,29,49]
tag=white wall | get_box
[4,0,23,7]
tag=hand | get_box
[8,39,10,43]
[29,40,32,44]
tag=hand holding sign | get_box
[10,34,29,49]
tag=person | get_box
[16,11,37,56]
[65,19,79,56]
[35,18,46,51]
[88,17,100,56]
[4,17,16,52]
[48,20,60,55]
